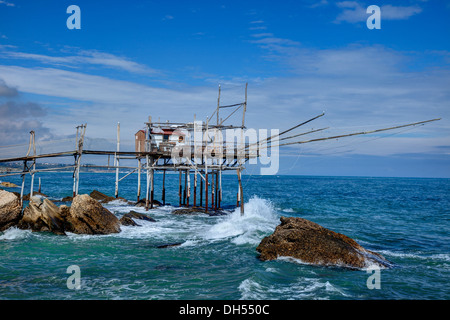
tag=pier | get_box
[0,84,441,214]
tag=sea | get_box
[0,173,449,300]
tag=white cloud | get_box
[0,48,159,75]
[0,0,15,7]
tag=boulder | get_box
[89,190,116,203]
[0,181,19,188]
[90,190,130,204]
[135,199,163,207]
[124,210,156,222]
[119,215,140,226]
[65,194,121,235]
[17,196,66,235]
[0,190,22,232]
[256,217,391,269]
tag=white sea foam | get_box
[238,276,348,300]
[204,196,279,245]
[0,227,31,240]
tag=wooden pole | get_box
[238,168,244,216]
[193,170,197,207]
[137,158,141,202]
[75,124,86,196]
[187,170,190,207]
[29,132,36,197]
[215,170,219,209]
[205,171,208,213]
[199,173,203,207]
[210,170,214,210]
[145,155,150,211]
[219,169,222,209]
[179,170,182,207]
[183,169,187,206]
[162,169,166,205]
[115,122,120,198]
[150,164,154,209]
[38,177,41,193]
[20,160,26,208]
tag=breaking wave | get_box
[204,196,279,245]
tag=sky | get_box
[0,0,449,177]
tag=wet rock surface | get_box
[256,216,391,269]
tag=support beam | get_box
[162,170,166,205]
[137,158,141,202]
[238,168,244,216]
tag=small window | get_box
[163,134,169,141]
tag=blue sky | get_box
[0,0,449,177]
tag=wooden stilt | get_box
[218,169,222,209]
[137,158,141,202]
[193,170,197,207]
[215,170,219,210]
[162,170,166,205]
[187,170,190,207]
[145,155,150,211]
[115,122,120,198]
[200,173,203,207]
[20,160,26,208]
[179,170,182,207]
[205,171,208,214]
[150,165,154,209]
[211,170,215,210]
[238,168,244,216]
[183,169,187,206]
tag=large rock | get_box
[0,181,19,188]
[0,190,22,232]
[65,194,121,234]
[256,217,391,269]
[18,196,66,235]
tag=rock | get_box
[89,190,116,203]
[17,197,66,235]
[171,207,228,216]
[61,196,73,202]
[0,190,22,232]
[256,217,391,269]
[157,242,183,249]
[120,210,156,226]
[0,181,19,188]
[119,215,140,226]
[135,199,163,207]
[65,194,121,235]
[124,210,156,222]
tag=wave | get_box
[204,196,279,246]
[238,276,348,300]
[0,227,31,241]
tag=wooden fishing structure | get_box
[0,83,441,215]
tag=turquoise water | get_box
[0,173,449,300]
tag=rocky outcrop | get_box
[135,199,162,207]
[120,210,157,226]
[0,190,22,232]
[0,181,19,188]
[64,194,121,235]
[17,196,66,235]
[256,217,391,269]
[90,190,131,204]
